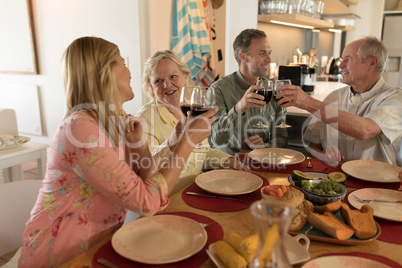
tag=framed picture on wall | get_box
[0,0,39,74]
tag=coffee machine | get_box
[278,64,316,93]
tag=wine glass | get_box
[252,78,273,129]
[274,79,292,128]
[180,86,193,117]
[190,86,216,149]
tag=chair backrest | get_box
[0,109,18,136]
[0,180,42,256]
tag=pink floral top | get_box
[19,111,169,267]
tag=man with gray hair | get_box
[276,36,402,166]
[208,28,287,155]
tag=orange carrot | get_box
[276,188,284,198]
[281,185,287,194]
[266,189,279,198]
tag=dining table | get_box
[60,160,402,268]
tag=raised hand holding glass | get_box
[274,79,292,128]
[253,78,273,129]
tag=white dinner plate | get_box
[207,233,310,267]
[341,160,401,183]
[248,148,305,166]
[301,256,390,268]
[195,170,263,196]
[348,188,402,222]
[0,135,30,151]
[111,215,207,264]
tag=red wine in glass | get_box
[180,104,191,116]
[252,78,273,129]
[255,89,272,104]
[190,105,211,117]
[190,86,215,149]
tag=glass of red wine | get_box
[190,85,215,149]
[274,79,292,128]
[253,78,273,129]
[180,86,193,117]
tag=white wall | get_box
[0,0,142,145]
[346,0,384,44]
[225,0,258,74]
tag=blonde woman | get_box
[138,50,249,196]
[18,37,216,267]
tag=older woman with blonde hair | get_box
[18,37,215,267]
[138,50,249,196]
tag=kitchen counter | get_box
[286,81,346,148]
[287,81,346,116]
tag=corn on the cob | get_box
[224,232,254,263]
[214,240,247,268]
[240,232,259,259]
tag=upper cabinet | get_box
[258,13,334,28]
[258,0,358,30]
[322,0,354,14]
[384,0,402,14]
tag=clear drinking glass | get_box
[253,78,273,129]
[180,86,193,117]
[274,79,292,128]
[250,199,295,268]
[190,86,216,149]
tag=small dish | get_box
[207,233,310,267]
[260,185,282,200]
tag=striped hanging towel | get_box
[171,0,215,84]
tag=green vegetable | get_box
[302,179,343,196]
[328,172,347,184]
[291,170,313,187]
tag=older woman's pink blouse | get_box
[19,111,169,267]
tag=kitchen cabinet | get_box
[258,13,334,28]
[258,0,358,30]
[322,0,354,14]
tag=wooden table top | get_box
[60,170,402,267]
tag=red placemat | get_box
[323,252,402,268]
[345,176,400,190]
[237,154,341,173]
[344,191,402,244]
[182,173,269,212]
[91,212,223,268]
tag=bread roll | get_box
[280,189,304,207]
[279,189,310,231]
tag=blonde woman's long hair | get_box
[142,50,191,102]
[63,36,124,145]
